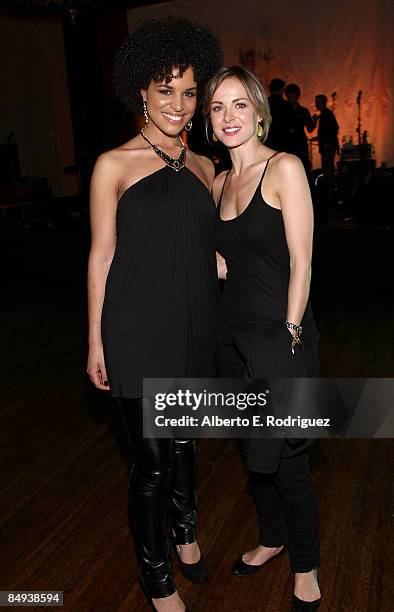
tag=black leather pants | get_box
[119,398,197,598]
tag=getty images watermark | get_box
[153,388,330,431]
[141,378,394,439]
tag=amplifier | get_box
[340,144,373,161]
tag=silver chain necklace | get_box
[140,129,186,172]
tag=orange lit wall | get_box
[0,16,77,196]
[127,0,394,167]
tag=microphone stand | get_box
[356,91,362,155]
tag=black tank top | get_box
[101,165,219,398]
[215,153,317,338]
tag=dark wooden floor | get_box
[1,223,393,611]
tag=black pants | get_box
[119,398,197,598]
[216,317,320,572]
[250,450,319,572]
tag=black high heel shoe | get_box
[232,544,287,577]
[291,569,321,611]
[173,541,208,584]
[140,576,190,612]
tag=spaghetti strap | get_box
[259,151,280,187]
[218,170,230,209]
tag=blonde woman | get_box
[204,66,321,611]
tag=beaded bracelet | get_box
[286,322,303,335]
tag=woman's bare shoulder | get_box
[188,150,215,187]
[272,151,305,175]
[93,136,153,190]
[97,136,148,167]
[192,151,214,170]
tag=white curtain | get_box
[128,0,394,166]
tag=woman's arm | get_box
[216,252,227,279]
[87,153,119,390]
[276,155,314,336]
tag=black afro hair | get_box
[114,17,223,113]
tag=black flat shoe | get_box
[232,545,287,577]
[291,595,321,612]
[291,569,321,611]
[174,542,208,584]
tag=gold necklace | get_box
[140,129,186,172]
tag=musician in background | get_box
[312,94,339,204]
[285,83,314,175]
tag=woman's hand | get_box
[288,328,297,352]
[87,343,110,391]
[287,327,302,354]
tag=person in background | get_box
[285,83,314,175]
[312,94,339,204]
[265,78,293,152]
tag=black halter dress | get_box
[101,165,219,398]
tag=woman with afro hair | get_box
[87,17,222,612]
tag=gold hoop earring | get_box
[185,120,192,132]
[143,100,149,124]
[205,123,219,147]
[256,122,264,139]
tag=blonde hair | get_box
[203,66,272,144]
